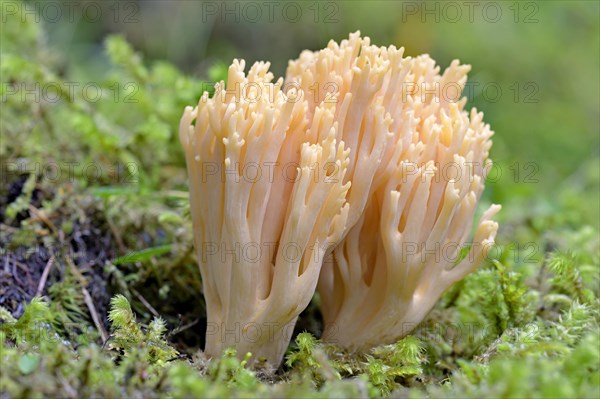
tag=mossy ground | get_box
[1,2,599,398]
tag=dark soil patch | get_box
[1,174,206,354]
[1,178,117,321]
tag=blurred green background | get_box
[2,0,599,221]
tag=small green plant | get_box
[209,348,258,389]
[286,332,341,385]
[107,294,178,366]
[4,173,36,222]
[365,336,426,396]
[548,251,595,304]
[0,296,49,345]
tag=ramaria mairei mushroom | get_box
[285,33,477,234]
[179,60,350,366]
[180,32,500,362]
[286,32,397,230]
[312,34,500,349]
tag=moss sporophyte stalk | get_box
[179,32,500,367]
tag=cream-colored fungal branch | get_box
[285,33,474,235]
[287,33,395,230]
[318,83,500,349]
[179,60,350,366]
[314,34,499,349]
